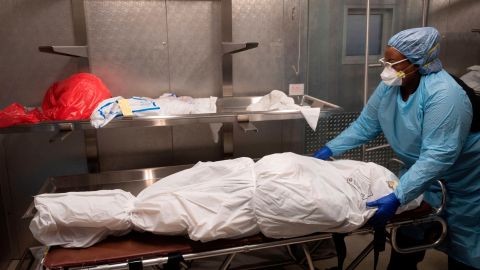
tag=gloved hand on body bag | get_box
[312,146,333,160]
[366,192,401,228]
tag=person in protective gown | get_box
[313,27,480,270]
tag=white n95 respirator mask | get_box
[380,66,405,86]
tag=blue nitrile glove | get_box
[312,146,333,160]
[366,193,400,228]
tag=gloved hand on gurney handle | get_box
[312,146,333,160]
[366,192,400,228]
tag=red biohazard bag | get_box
[0,103,46,128]
[42,73,111,120]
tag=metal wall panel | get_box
[232,0,285,96]
[280,119,305,154]
[0,0,80,107]
[429,0,480,76]
[229,120,304,159]
[172,124,223,164]
[428,0,450,34]
[97,127,174,171]
[233,121,284,158]
[167,0,222,98]
[85,0,170,97]
[284,0,309,87]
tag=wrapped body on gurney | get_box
[30,152,422,248]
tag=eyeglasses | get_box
[378,58,408,68]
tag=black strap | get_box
[332,233,348,270]
[373,228,387,270]
[127,259,143,270]
[449,73,480,132]
[163,252,185,270]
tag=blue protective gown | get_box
[326,69,480,267]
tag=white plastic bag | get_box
[460,65,480,95]
[90,96,161,128]
[29,189,135,248]
[246,90,321,130]
[253,153,421,238]
[90,95,218,128]
[154,94,217,115]
[132,157,259,242]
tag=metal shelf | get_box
[0,95,341,134]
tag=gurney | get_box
[24,164,447,270]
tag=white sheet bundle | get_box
[30,190,135,248]
[90,94,218,128]
[461,65,480,95]
[30,153,421,248]
[246,90,321,131]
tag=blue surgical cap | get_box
[387,27,442,75]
